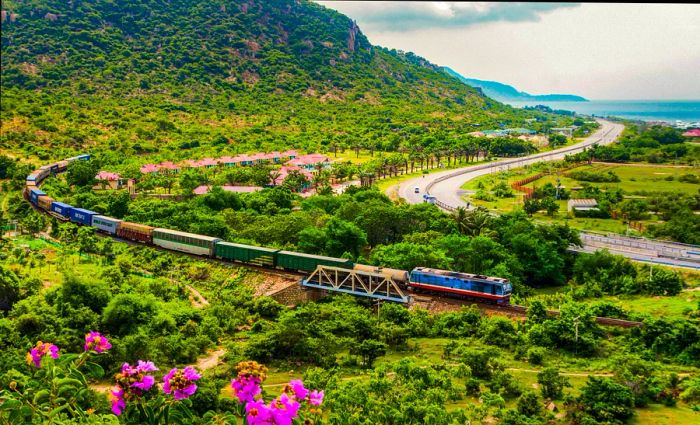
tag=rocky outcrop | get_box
[347,20,359,52]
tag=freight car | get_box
[408,267,512,305]
[277,250,353,273]
[215,242,279,267]
[69,208,98,226]
[50,202,73,219]
[92,215,122,235]
[37,195,54,211]
[117,221,153,244]
[152,228,221,257]
[29,189,46,206]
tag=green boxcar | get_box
[215,242,279,268]
[276,250,353,272]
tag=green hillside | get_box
[0,0,558,165]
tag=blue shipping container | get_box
[69,208,98,226]
[51,202,73,218]
[92,215,122,235]
[29,189,46,205]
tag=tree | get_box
[107,190,130,218]
[66,160,99,187]
[352,339,387,368]
[76,226,98,258]
[577,377,635,424]
[370,242,451,271]
[548,134,567,147]
[537,368,571,400]
[0,266,20,311]
[517,391,543,417]
[453,206,492,237]
[324,218,367,258]
[523,198,540,216]
[643,267,684,296]
[539,197,559,216]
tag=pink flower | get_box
[269,393,300,425]
[84,331,111,353]
[163,366,201,400]
[245,399,273,424]
[231,376,262,404]
[131,374,155,391]
[26,341,59,368]
[109,386,126,416]
[309,389,324,406]
[287,379,308,400]
[136,360,158,373]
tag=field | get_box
[523,164,700,196]
[460,163,700,234]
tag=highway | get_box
[394,119,700,269]
[398,119,624,206]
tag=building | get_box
[270,166,314,190]
[567,198,598,212]
[682,129,700,137]
[94,171,132,190]
[286,154,331,170]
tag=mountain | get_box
[443,67,587,103]
[0,1,557,162]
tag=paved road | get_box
[398,119,624,206]
[395,119,700,269]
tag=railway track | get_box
[25,192,643,329]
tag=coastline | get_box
[504,99,700,125]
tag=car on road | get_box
[414,187,420,193]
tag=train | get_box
[23,154,512,305]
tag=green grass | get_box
[523,164,700,195]
[599,292,700,318]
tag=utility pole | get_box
[573,315,581,356]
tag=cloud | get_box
[316,2,581,32]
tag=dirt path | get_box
[195,347,226,371]
[186,284,209,308]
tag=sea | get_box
[505,100,700,124]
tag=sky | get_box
[315,2,700,100]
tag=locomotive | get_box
[24,154,512,305]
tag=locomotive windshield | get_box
[503,283,512,295]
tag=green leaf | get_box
[48,404,71,417]
[33,389,50,404]
[83,362,105,379]
[0,398,21,410]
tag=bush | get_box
[569,170,620,183]
[678,173,699,183]
[527,347,546,366]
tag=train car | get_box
[66,154,91,162]
[33,167,51,183]
[56,160,70,172]
[408,267,512,305]
[116,221,153,244]
[277,251,353,273]
[26,180,38,189]
[50,202,73,219]
[26,174,38,184]
[41,163,60,174]
[215,242,279,267]
[152,228,220,257]
[29,189,47,206]
[353,264,410,283]
[92,215,122,235]
[69,208,98,226]
[38,195,54,211]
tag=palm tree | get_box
[453,206,492,237]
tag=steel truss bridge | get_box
[302,265,411,303]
